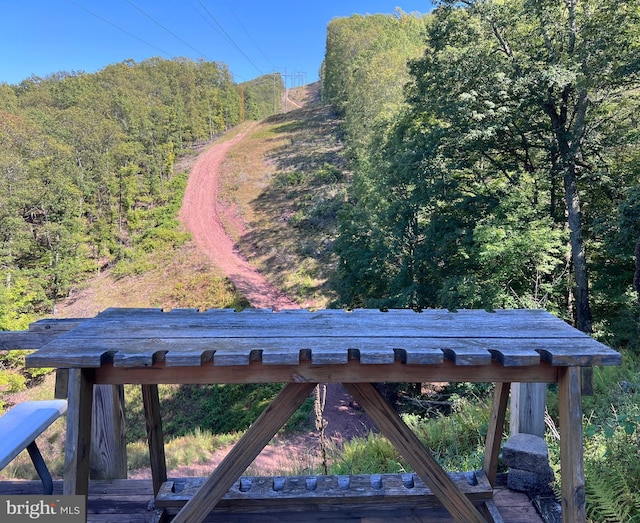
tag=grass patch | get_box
[327,392,490,476]
[125,383,312,443]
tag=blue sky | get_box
[2,1,432,86]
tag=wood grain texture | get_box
[156,471,493,509]
[142,384,167,496]
[483,382,510,486]
[558,367,586,523]
[89,385,127,480]
[64,369,93,496]
[25,308,620,370]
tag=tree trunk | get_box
[563,162,592,333]
[635,240,640,305]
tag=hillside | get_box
[54,81,345,317]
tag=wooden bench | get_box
[0,399,68,494]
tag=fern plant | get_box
[583,404,640,522]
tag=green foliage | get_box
[0,350,51,409]
[329,392,489,475]
[541,354,640,521]
[0,58,250,325]
[322,10,429,166]
[333,0,640,334]
[124,383,313,443]
[239,74,284,120]
[583,403,640,522]
[329,432,406,475]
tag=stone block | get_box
[502,433,549,473]
[507,467,555,495]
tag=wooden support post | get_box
[483,382,510,487]
[142,384,167,496]
[90,384,127,480]
[63,369,93,495]
[344,382,487,523]
[558,366,586,523]
[510,383,546,437]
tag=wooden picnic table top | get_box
[25,307,620,370]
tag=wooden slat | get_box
[28,318,86,332]
[0,318,82,350]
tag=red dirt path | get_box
[179,124,298,311]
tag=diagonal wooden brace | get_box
[172,382,317,523]
[344,382,488,523]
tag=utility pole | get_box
[274,68,307,113]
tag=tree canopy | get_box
[332,1,640,342]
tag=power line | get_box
[66,0,173,59]
[123,0,210,60]
[220,0,273,67]
[193,0,264,76]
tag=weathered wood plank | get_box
[26,308,619,370]
[0,318,82,350]
[558,366,586,523]
[27,335,619,369]
[483,382,510,486]
[510,383,546,436]
[156,472,493,509]
[142,384,167,496]
[34,309,592,341]
[89,385,127,480]
[64,369,94,496]
[91,359,560,385]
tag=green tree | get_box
[336,1,640,333]
[429,0,640,330]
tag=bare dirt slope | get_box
[179,123,298,311]
[177,94,375,444]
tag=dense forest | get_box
[324,2,640,347]
[0,58,282,329]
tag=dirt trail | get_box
[179,124,298,310]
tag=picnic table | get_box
[25,307,621,523]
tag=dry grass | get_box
[54,242,248,319]
[219,87,348,308]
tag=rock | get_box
[502,433,550,472]
[508,467,555,495]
